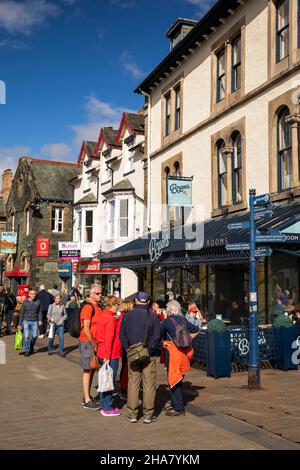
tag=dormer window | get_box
[103,149,111,158]
[124,135,135,146]
[165,18,197,50]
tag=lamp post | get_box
[248,189,261,388]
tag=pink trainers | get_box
[100,408,121,417]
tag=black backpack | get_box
[169,317,192,349]
[69,301,95,338]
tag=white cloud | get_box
[0,0,60,35]
[40,142,73,161]
[110,0,134,8]
[120,51,146,81]
[0,39,29,50]
[184,0,215,17]
[0,145,31,177]
[70,94,136,147]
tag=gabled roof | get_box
[116,112,144,144]
[95,127,121,156]
[135,0,241,94]
[102,178,134,196]
[77,140,98,165]
[74,193,98,205]
[29,158,80,201]
[0,196,6,218]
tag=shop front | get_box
[72,259,121,297]
[99,200,300,321]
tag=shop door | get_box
[215,266,245,316]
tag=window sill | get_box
[123,169,135,177]
[212,201,247,218]
[271,187,300,202]
[101,180,111,186]
[83,189,91,194]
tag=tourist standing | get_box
[37,285,54,337]
[18,289,42,356]
[47,294,68,357]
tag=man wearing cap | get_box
[120,292,161,424]
[185,303,203,328]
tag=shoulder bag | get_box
[126,313,151,365]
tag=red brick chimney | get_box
[0,169,13,204]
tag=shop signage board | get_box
[0,232,17,254]
[58,265,72,277]
[167,177,192,207]
[58,242,81,260]
[72,259,121,274]
[36,237,50,257]
[149,233,170,263]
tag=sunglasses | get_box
[93,292,101,296]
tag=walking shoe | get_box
[143,416,157,424]
[48,351,54,355]
[162,401,173,411]
[24,352,30,357]
[127,416,138,423]
[165,410,185,417]
[58,352,66,357]
[101,408,121,417]
[38,335,44,339]
[82,400,101,410]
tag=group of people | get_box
[79,285,200,422]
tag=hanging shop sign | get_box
[149,233,170,263]
[36,237,50,257]
[72,259,120,274]
[58,265,72,278]
[167,177,193,207]
[0,232,17,254]
[58,242,81,260]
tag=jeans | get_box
[98,358,119,411]
[5,311,13,335]
[48,325,64,353]
[23,320,38,353]
[170,380,184,412]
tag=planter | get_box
[274,327,299,371]
[206,330,231,379]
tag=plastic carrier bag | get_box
[97,363,114,393]
[14,331,23,350]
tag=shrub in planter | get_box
[274,316,298,371]
[206,319,231,379]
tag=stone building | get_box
[5,157,79,293]
[0,169,13,232]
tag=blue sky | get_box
[0,0,215,174]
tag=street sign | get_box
[254,209,274,222]
[256,233,284,243]
[254,203,274,213]
[227,221,250,230]
[225,243,250,251]
[254,247,273,258]
[253,193,270,206]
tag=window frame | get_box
[108,200,115,239]
[174,84,181,131]
[51,207,64,233]
[165,92,171,137]
[119,199,129,238]
[277,107,293,192]
[217,141,227,208]
[231,34,242,93]
[276,0,290,63]
[232,132,243,205]
[85,210,93,243]
[216,48,226,103]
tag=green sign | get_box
[167,177,192,207]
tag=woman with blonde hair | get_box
[95,295,122,417]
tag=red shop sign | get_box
[73,259,120,274]
[36,238,50,257]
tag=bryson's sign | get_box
[167,177,192,207]
[149,233,170,263]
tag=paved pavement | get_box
[0,333,299,450]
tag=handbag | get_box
[90,353,100,370]
[126,313,151,365]
[48,323,55,339]
[97,364,114,393]
[14,331,23,350]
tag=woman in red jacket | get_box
[95,295,122,417]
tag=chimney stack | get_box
[1,169,13,204]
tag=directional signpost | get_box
[227,221,250,231]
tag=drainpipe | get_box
[139,89,152,233]
[106,161,114,187]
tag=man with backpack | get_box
[78,284,102,410]
[161,300,199,417]
[120,292,161,424]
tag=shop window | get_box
[277,106,292,191]
[51,207,64,233]
[85,210,93,243]
[77,211,82,242]
[276,0,289,62]
[217,140,227,208]
[119,199,129,238]
[232,34,241,93]
[232,132,242,204]
[216,49,226,102]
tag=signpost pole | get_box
[248,189,260,389]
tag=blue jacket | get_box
[37,290,54,311]
[120,304,161,356]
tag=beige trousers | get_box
[127,357,156,419]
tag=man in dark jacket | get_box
[5,287,17,335]
[0,286,7,337]
[18,289,42,356]
[120,292,161,424]
[37,285,54,337]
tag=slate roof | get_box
[124,113,144,133]
[102,178,134,196]
[84,141,97,157]
[74,193,98,205]
[103,128,120,147]
[0,197,6,218]
[30,159,80,201]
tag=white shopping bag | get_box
[97,364,114,393]
[48,323,55,339]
